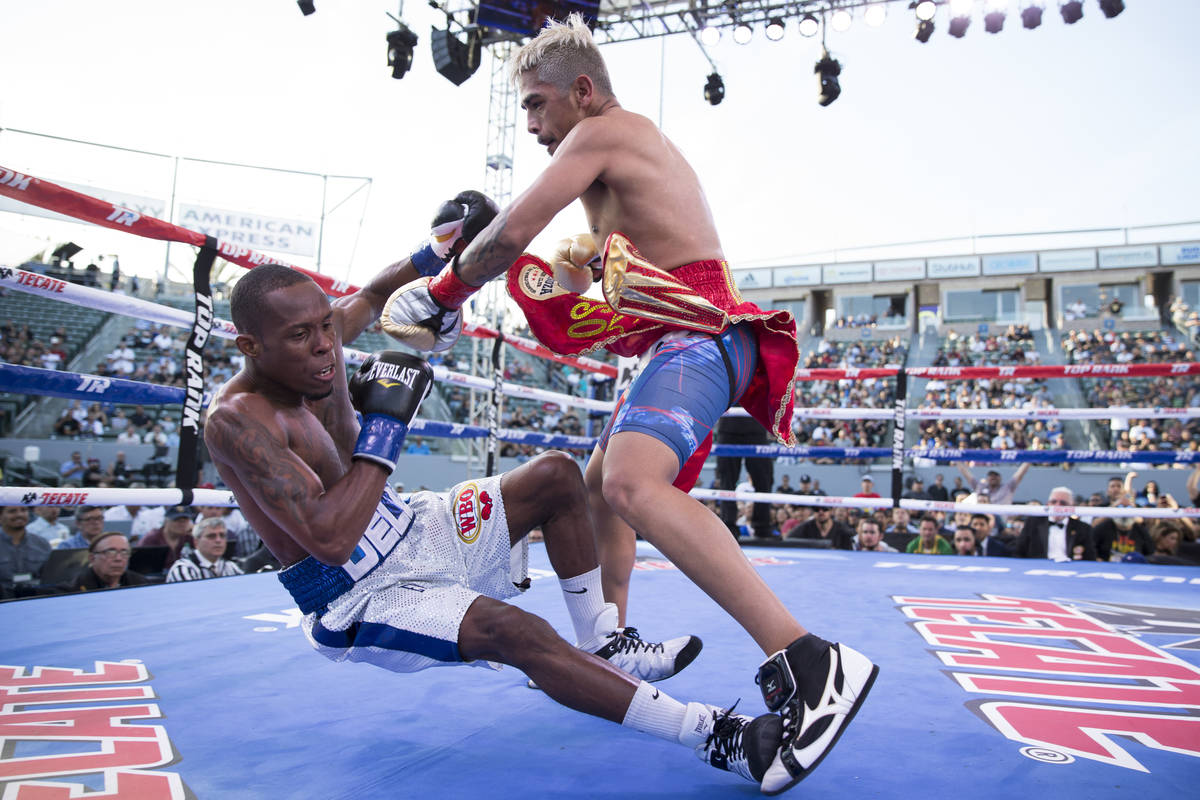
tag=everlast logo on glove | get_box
[367,361,424,389]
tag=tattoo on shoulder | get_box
[206,411,311,514]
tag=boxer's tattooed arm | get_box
[205,412,312,518]
[456,208,522,286]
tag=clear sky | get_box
[1,1,1197,290]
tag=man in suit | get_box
[1017,486,1096,562]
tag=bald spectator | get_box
[0,507,52,598]
[956,463,1030,505]
[1017,487,1096,562]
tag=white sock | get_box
[559,567,608,644]
[621,681,692,744]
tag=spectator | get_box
[54,506,108,550]
[906,515,951,554]
[128,405,152,433]
[1092,491,1152,562]
[902,476,930,500]
[951,525,978,556]
[59,532,148,592]
[854,475,880,498]
[165,517,244,582]
[1148,523,1192,566]
[404,436,432,455]
[81,457,106,487]
[1017,486,1096,561]
[971,511,1012,557]
[103,494,166,542]
[853,518,896,553]
[775,474,796,494]
[886,508,919,537]
[27,506,70,545]
[116,427,142,445]
[927,474,949,502]
[0,506,52,598]
[59,451,87,482]
[955,463,1030,505]
[138,505,194,569]
[788,506,853,549]
[105,451,134,487]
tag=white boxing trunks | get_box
[278,477,528,673]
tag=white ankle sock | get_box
[559,567,608,644]
[620,681,689,744]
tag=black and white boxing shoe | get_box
[527,603,702,688]
[579,604,702,682]
[756,635,879,795]
[695,705,783,784]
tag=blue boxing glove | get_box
[409,190,499,277]
[348,351,435,471]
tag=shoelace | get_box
[705,700,745,760]
[606,627,666,654]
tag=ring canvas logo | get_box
[894,594,1200,772]
[0,661,186,797]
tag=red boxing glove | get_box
[427,260,481,310]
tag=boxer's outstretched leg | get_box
[457,595,781,786]
[501,451,700,683]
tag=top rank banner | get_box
[178,203,317,258]
[0,177,165,224]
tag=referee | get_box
[165,517,244,582]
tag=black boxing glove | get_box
[348,351,435,471]
[408,190,499,277]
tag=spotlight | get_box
[700,25,721,47]
[732,23,753,45]
[913,0,937,22]
[984,0,1007,32]
[949,0,972,37]
[704,72,725,106]
[765,17,786,41]
[915,18,935,42]
[431,27,481,86]
[831,9,853,32]
[386,25,419,80]
[1021,1,1045,28]
[864,3,888,27]
[1098,0,1124,17]
[798,13,820,37]
[814,50,841,107]
[1060,1,1083,23]
[297,0,315,15]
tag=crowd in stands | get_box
[793,337,906,460]
[1064,328,1200,454]
[916,326,1060,456]
[712,467,1199,566]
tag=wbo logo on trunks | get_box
[453,482,493,544]
[894,594,1200,773]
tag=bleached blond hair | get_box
[508,12,613,95]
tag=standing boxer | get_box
[381,17,877,795]
[204,207,777,784]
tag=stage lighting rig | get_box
[814,49,841,107]
[984,0,1007,32]
[1021,1,1045,28]
[297,0,315,15]
[915,18,935,42]
[1099,0,1124,18]
[387,25,419,80]
[798,13,820,37]
[765,17,785,41]
[1060,1,1083,23]
[704,72,725,106]
[948,0,972,38]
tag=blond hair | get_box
[508,12,613,95]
